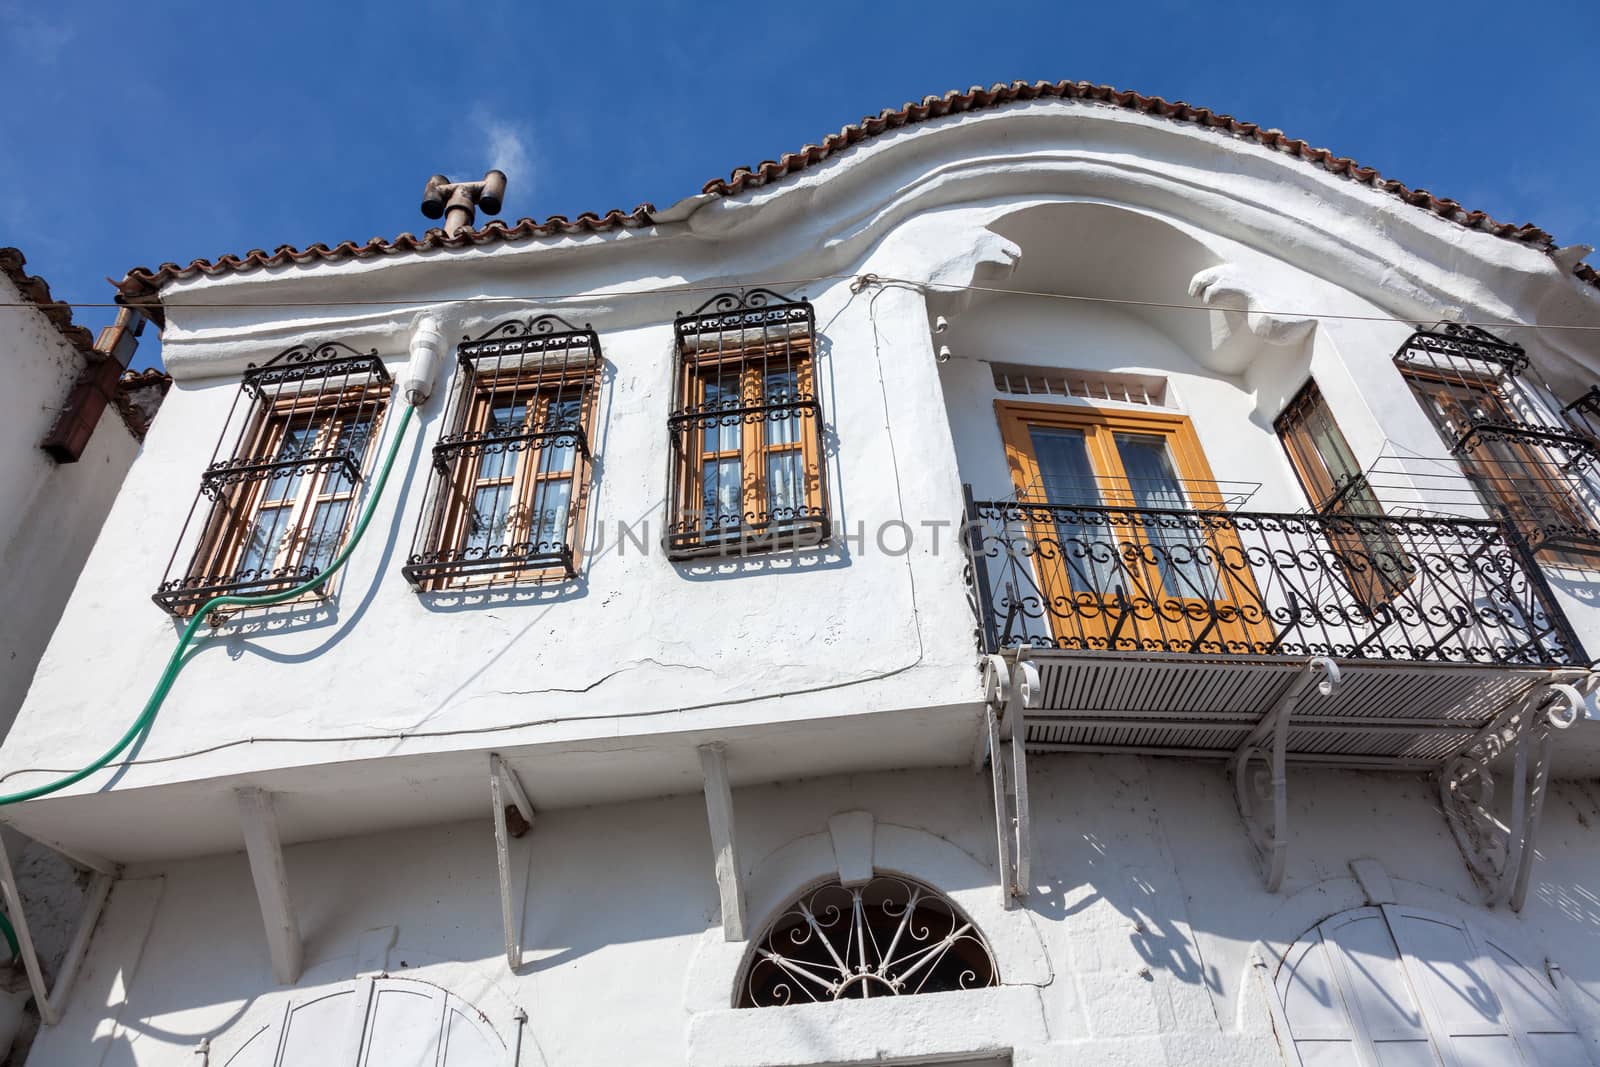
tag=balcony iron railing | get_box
[961,486,1584,667]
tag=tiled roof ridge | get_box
[1,246,102,361]
[113,366,174,440]
[114,80,1600,303]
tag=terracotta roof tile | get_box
[114,366,173,440]
[114,80,1600,304]
[1,247,100,361]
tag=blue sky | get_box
[3,0,1596,370]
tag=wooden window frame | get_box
[673,342,822,547]
[995,398,1275,653]
[168,386,387,617]
[426,369,595,589]
[403,316,601,593]
[1400,364,1598,567]
[1274,379,1413,609]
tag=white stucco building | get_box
[2,82,1599,1065]
[0,248,168,740]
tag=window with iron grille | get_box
[666,290,828,558]
[1274,379,1411,608]
[403,316,599,590]
[153,342,391,616]
[1394,323,1600,564]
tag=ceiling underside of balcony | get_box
[1021,652,1562,771]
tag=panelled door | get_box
[1276,906,1590,1066]
[997,400,1273,654]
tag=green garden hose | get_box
[0,403,417,809]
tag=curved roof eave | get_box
[114,79,1600,316]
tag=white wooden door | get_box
[1277,906,1439,1066]
[220,977,506,1067]
[1383,905,1588,1067]
[1277,906,1590,1067]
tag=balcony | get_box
[962,486,1588,769]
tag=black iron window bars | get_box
[1395,323,1600,562]
[1564,386,1600,442]
[153,341,391,616]
[665,290,829,558]
[403,315,599,590]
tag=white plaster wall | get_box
[0,276,985,816]
[5,97,1599,856]
[0,274,139,740]
[28,760,1600,1066]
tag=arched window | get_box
[738,875,998,1008]
[219,977,504,1066]
[1276,905,1587,1065]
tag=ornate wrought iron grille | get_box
[961,485,1583,666]
[403,316,599,589]
[666,290,829,559]
[738,877,997,1008]
[1394,323,1600,560]
[153,342,391,616]
[1564,385,1600,442]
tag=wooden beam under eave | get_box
[235,788,303,985]
[698,743,746,941]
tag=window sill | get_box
[665,520,830,561]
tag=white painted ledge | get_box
[686,984,1047,1067]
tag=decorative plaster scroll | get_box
[1188,263,1317,374]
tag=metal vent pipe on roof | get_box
[420,170,507,236]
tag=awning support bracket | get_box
[982,651,1038,905]
[490,753,537,971]
[1440,671,1595,911]
[1230,656,1342,893]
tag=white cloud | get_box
[462,110,535,211]
[483,119,532,178]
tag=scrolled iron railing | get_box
[960,485,1584,667]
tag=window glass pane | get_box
[1305,411,1362,489]
[703,373,743,454]
[1027,428,1114,592]
[1114,433,1222,600]
[239,504,293,577]
[529,478,572,551]
[303,500,350,574]
[478,402,527,482]
[767,452,803,521]
[541,395,583,474]
[324,417,374,496]
[467,485,515,553]
[1115,434,1187,509]
[1027,428,1098,505]
[264,421,317,503]
[765,369,800,448]
[702,458,743,531]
